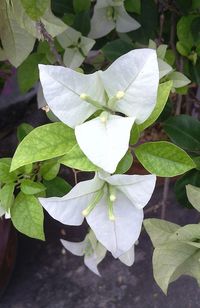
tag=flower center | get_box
[106,6,118,22]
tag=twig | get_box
[36,21,65,66]
[161,178,170,219]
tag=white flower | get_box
[39,49,159,173]
[88,0,140,39]
[39,173,156,257]
[57,27,95,69]
[61,230,106,276]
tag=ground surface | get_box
[0,98,200,308]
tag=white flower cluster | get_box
[38,48,159,274]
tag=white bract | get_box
[57,27,95,69]
[88,0,140,39]
[61,230,106,276]
[39,48,159,173]
[39,173,156,258]
[61,229,135,275]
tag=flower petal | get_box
[88,7,115,39]
[75,115,135,173]
[57,27,80,48]
[39,65,105,128]
[84,254,101,276]
[100,49,159,124]
[158,58,173,79]
[63,48,84,69]
[86,192,143,257]
[116,6,140,33]
[118,245,135,266]
[105,174,156,209]
[39,176,103,226]
[61,239,86,256]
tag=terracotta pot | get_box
[0,218,17,297]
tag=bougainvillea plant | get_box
[0,0,200,295]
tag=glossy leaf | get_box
[21,179,46,195]
[11,123,76,171]
[135,141,196,177]
[40,160,60,180]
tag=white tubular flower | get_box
[61,230,106,276]
[57,27,95,69]
[88,0,140,39]
[39,49,159,173]
[39,173,156,258]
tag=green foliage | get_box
[102,39,133,62]
[43,177,71,197]
[135,141,195,177]
[115,151,133,174]
[73,0,91,13]
[11,192,45,240]
[11,123,76,171]
[0,183,15,211]
[144,219,200,294]
[164,115,200,152]
[186,184,200,212]
[17,123,34,142]
[20,0,49,20]
[59,144,99,172]
[40,159,60,180]
[21,179,46,195]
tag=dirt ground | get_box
[0,99,200,308]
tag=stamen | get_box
[80,93,110,112]
[82,188,104,217]
[100,111,109,123]
[116,91,125,100]
[107,185,117,221]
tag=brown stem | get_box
[36,21,65,66]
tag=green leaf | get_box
[177,15,197,50]
[21,179,46,195]
[73,0,90,13]
[40,160,60,180]
[73,11,90,36]
[176,41,190,57]
[168,71,190,88]
[17,53,48,93]
[0,160,18,183]
[139,81,172,131]
[59,144,99,172]
[135,141,196,177]
[153,241,200,294]
[43,177,71,197]
[170,224,200,242]
[157,44,167,60]
[11,123,76,171]
[144,218,180,247]
[186,184,200,212]
[17,123,34,142]
[102,39,133,62]
[0,0,35,67]
[164,115,200,152]
[20,0,49,20]
[0,183,15,211]
[115,151,133,174]
[124,0,141,14]
[165,49,175,66]
[11,192,45,240]
[174,170,200,208]
[130,124,140,145]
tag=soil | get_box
[0,98,200,308]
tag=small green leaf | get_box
[0,183,15,211]
[73,11,90,36]
[0,160,18,183]
[177,15,197,50]
[135,141,196,177]
[115,151,133,174]
[73,0,90,13]
[130,124,140,145]
[43,177,71,197]
[20,0,49,20]
[139,81,172,131]
[11,123,77,171]
[164,115,200,152]
[59,144,99,172]
[17,123,34,142]
[168,71,190,88]
[144,218,180,247]
[175,170,200,208]
[17,53,48,93]
[186,184,200,212]
[124,0,141,14]
[21,179,46,195]
[11,192,45,240]
[40,160,60,180]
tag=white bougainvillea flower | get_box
[39,49,159,173]
[39,173,156,257]
[57,27,95,69]
[61,230,106,276]
[88,0,140,39]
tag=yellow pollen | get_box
[116,91,125,100]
